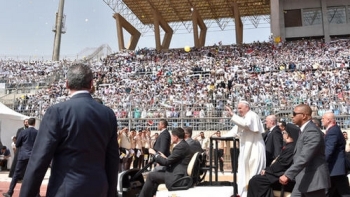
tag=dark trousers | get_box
[138,171,165,197]
[248,174,295,197]
[133,148,143,169]
[326,175,350,197]
[0,159,8,170]
[292,188,326,197]
[119,148,132,172]
[8,159,28,195]
[214,149,224,172]
[9,149,20,177]
[247,174,274,197]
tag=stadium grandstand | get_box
[1,0,350,133]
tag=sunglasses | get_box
[292,111,304,117]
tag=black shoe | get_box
[3,193,12,197]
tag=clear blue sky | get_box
[0,0,271,60]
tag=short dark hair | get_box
[172,127,185,139]
[312,118,321,127]
[1,146,7,150]
[66,64,93,90]
[93,98,103,104]
[28,118,36,126]
[183,127,193,137]
[159,119,168,127]
[279,121,287,127]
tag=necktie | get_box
[265,131,271,142]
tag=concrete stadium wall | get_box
[272,0,350,41]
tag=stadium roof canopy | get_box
[103,0,271,50]
[122,0,271,25]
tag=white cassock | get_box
[224,110,266,197]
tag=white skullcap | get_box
[239,100,250,108]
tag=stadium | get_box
[0,0,350,197]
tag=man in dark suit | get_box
[183,127,203,153]
[248,123,299,197]
[9,119,28,178]
[18,64,119,197]
[3,118,37,197]
[321,112,350,197]
[138,127,192,197]
[264,115,283,166]
[153,119,171,157]
[280,104,330,197]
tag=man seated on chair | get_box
[0,146,11,171]
[247,122,299,197]
[138,127,193,197]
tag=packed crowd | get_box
[1,38,350,121]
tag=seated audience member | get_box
[0,146,11,171]
[247,123,300,197]
[138,127,192,197]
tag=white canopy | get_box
[0,102,28,152]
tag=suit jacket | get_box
[284,121,330,193]
[153,129,171,157]
[264,126,283,166]
[16,127,38,160]
[16,127,25,138]
[155,140,192,189]
[325,124,347,176]
[9,126,26,177]
[19,93,119,197]
[264,142,295,183]
[185,138,203,154]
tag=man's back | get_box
[20,93,119,197]
[153,129,171,156]
[186,138,203,153]
[16,127,37,160]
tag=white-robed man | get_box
[224,101,266,197]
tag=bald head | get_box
[266,115,277,129]
[321,112,336,128]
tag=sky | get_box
[0,0,271,60]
